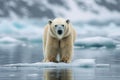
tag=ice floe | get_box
[2,59,110,68]
[75,37,116,48]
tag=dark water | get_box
[0,44,120,80]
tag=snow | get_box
[2,59,110,68]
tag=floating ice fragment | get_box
[27,74,39,77]
[1,59,110,68]
[96,64,110,67]
[2,59,96,68]
[75,37,116,48]
[0,36,22,44]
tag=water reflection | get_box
[43,69,73,80]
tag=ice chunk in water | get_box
[72,59,96,67]
[96,64,110,67]
[0,36,22,44]
[1,59,110,68]
[2,59,96,68]
[75,37,116,48]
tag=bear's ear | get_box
[48,20,52,25]
[66,19,70,24]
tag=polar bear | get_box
[43,18,76,63]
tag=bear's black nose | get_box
[58,30,62,35]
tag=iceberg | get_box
[0,36,22,44]
[75,37,116,48]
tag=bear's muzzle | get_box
[57,30,63,35]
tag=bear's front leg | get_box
[44,46,58,63]
[60,44,73,63]
[43,36,58,63]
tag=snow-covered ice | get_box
[75,37,116,48]
[0,36,22,44]
[2,59,110,68]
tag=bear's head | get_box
[48,18,71,40]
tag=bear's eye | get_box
[55,25,57,27]
[62,25,64,27]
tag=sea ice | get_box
[2,59,109,68]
